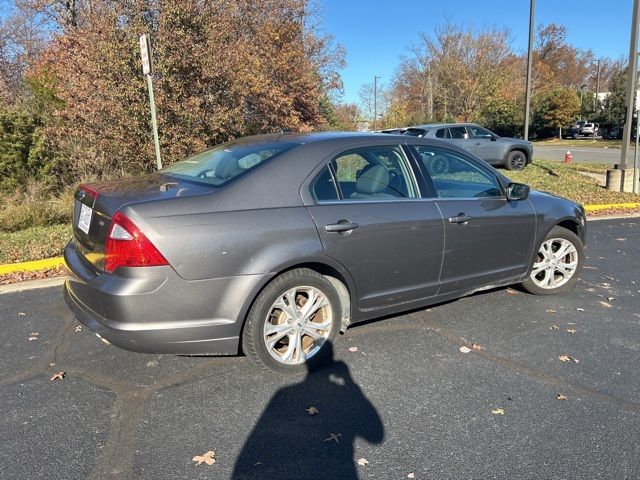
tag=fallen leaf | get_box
[50,372,65,381]
[356,458,369,466]
[506,288,519,295]
[459,346,471,353]
[30,332,39,336]
[607,297,615,302]
[491,408,505,415]
[615,237,626,241]
[546,309,557,314]
[408,474,416,479]
[75,326,82,332]
[324,433,342,444]
[192,450,215,466]
[306,406,319,415]
[599,301,612,308]
[472,343,483,351]
[559,355,579,363]
[28,336,38,341]
[18,312,27,316]
[576,308,584,312]
[556,393,568,401]
[567,329,577,334]
[549,325,559,330]
[348,347,358,353]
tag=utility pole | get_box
[139,34,162,170]
[373,76,381,131]
[595,59,601,110]
[620,0,640,171]
[523,0,535,141]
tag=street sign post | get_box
[140,34,162,170]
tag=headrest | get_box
[355,165,389,194]
[215,154,241,179]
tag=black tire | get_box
[505,150,527,171]
[520,226,584,295]
[242,268,342,375]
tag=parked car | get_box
[581,123,599,136]
[64,132,586,374]
[563,125,581,139]
[379,128,407,134]
[403,123,533,170]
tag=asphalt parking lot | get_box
[1,217,639,480]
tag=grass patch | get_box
[533,138,622,149]
[0,183,74,232]
[0,224,71,263]
[508,160,639,207]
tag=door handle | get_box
[448,213,472,225]
[325,221,359,234]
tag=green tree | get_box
[533,88,580,138]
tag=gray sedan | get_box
[403,123,533,170]
[64,132,585,374]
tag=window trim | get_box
[408,144,507,200]
[309,144,423,204]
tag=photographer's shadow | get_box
[232,342,384,480]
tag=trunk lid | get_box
[72,173,212,271]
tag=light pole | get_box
[620,0,640,171]
[524,0,535,141]
[373,75,381,131]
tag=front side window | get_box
[162,140,297,186]
[313,146,417,201]
[449,126,469,139]
[468,125,494,139]
[414,146,503,199]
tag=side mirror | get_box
[507,182,530,201]
[490,135,497,141]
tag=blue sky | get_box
[321,0,633,103]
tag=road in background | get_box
[1,218,639,480]
[534,145,630,164]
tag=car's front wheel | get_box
[242,268,342,374]
[505,150,527,171]
[520,226,584,295]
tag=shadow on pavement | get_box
[232,342,384,480]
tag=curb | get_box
[583,202,640,212]
[0,256,66,275]
[1,204,639,277]
[0,276,65,294]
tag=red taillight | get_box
[104,211,168,273]
[79,184,99,202]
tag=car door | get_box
[468,125,503,163]
[411,144,536,294]
[448,125,473,152]
[305,144,444,311]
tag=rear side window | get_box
[312,145,418,202]
[162,140,297,186]
[414,146,503,199]
[435,128,450,139]
[311,166,339,201]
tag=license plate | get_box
[78,203,93,234]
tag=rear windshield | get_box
[161,140,297,186]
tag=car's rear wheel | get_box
[520,226,584,295]
[505,150,527,171]
[242,268,341,374]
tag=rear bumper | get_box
[63,240,268,355]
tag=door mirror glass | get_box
[507,182,530,201]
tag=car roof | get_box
[409,123,482,129]
[236,131,394,146]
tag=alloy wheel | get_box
[263,286,333,365]
[530,238,579,290]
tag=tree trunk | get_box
[559,126,562,139]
